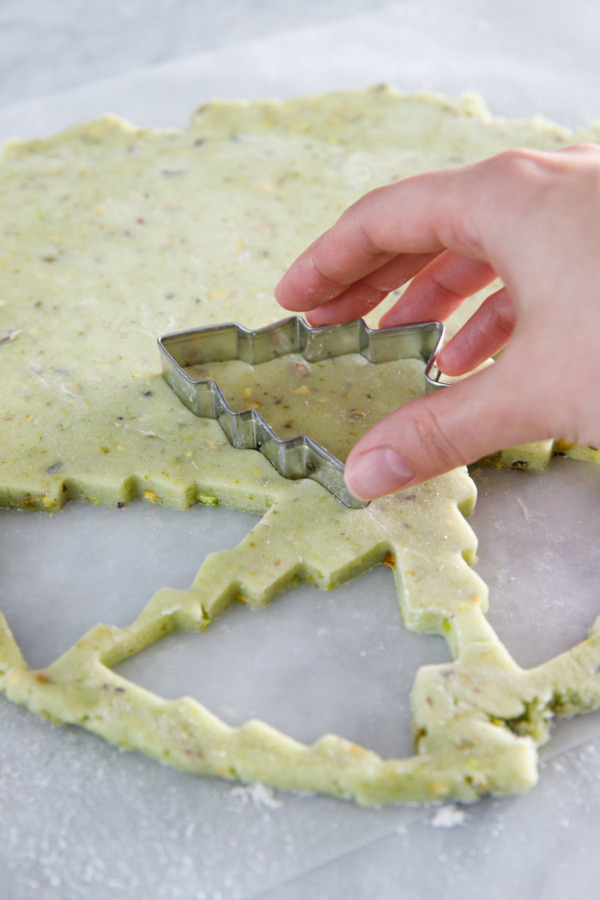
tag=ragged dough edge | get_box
[3,469,600,805]
[1,87,600,804]
[0,472,538,805]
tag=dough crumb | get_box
[430,803,469,828]
[231,782,282,810]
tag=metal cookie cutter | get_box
[158,317,447,509]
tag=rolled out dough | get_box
[1,87,599,804]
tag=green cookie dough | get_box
[1,87,600,804]
[187,353,426,462]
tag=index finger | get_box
[274,167,486,312]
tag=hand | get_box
[274,144,600,500]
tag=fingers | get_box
[379,250,497,328]
[305,252,438,325]
[437,286,516,376]
[275,169,486,313]
[274,219,396,313]
[272,144,600,500]
[344,351,545,500]
[276,145,600,320]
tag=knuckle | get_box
[563,141,600,156]
[481,145,600,210]
[488,291,516,340]
[493,143,600,183]
[488,148,563,188]
[488,147,544,173]
[406,401,465,472]
[309,257,346,295]
[494,307,515,341]
[339,189,396,260]
[427,268,464,305]
[356,217,389,259]
[454,326,480,363]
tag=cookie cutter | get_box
[158,317,447,509]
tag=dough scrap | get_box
[1,87,600,804]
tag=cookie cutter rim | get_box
[158,316,447,509]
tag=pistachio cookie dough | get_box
[1,87,600,804]
[187,353,427,463]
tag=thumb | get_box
[344,361,548,500]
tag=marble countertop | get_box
[2,3,600,899]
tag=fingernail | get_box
[345,448,414,500]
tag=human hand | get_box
[274,144,600,500]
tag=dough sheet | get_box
[1,87,599,803]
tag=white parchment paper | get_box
[1,4,600,899]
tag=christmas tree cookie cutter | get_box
[158,317,447,509]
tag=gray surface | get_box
[2,465,600,900]
[2,0,600,136]
[2,2,600,898]
[0,0,394,107]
